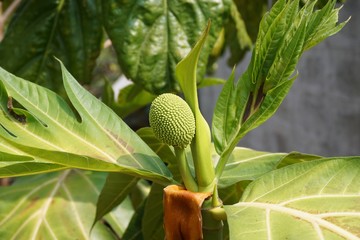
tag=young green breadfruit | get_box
[149,93,195,149]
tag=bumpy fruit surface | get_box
[149,93,195,149]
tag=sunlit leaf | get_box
[218,147,286,188]
[0,159,67,177]
[0,63,174,184]
[225,157,360,239]
[0,170,116,239]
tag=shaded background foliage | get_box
[0,0,102,96]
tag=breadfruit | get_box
[149,93,195,148]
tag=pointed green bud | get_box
[149,93,195,149]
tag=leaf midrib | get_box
[0,177,58,227]
[4,79,116,164]
[232,201,360,240]
[62,183,88,239]
[30,170,71,240]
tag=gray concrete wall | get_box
[200,0,360,157]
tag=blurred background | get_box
[200,0,360,156]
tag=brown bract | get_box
[163,185,211,240]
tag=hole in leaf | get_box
[7,97,26,124]
[0,124,17,138]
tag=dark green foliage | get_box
[101,0,231,94]
[0,0,102,94]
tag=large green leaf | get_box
[0,63,174,184]
[0,0,102,93]
[0,170,121,239]
[218,147,286,188]
[94,127,181,237]
[213,0,347,175]
[102,0,230,94]
[224,157,360,240]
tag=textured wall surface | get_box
[200,0,360,157]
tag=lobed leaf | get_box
[225,157,360,240]
[0,63,174,184]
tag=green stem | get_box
[174,147,198,192]
[202,199,224,240]
[215,147,233,180]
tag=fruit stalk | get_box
[174,147,198,192]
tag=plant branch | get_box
[0,0,22,41]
